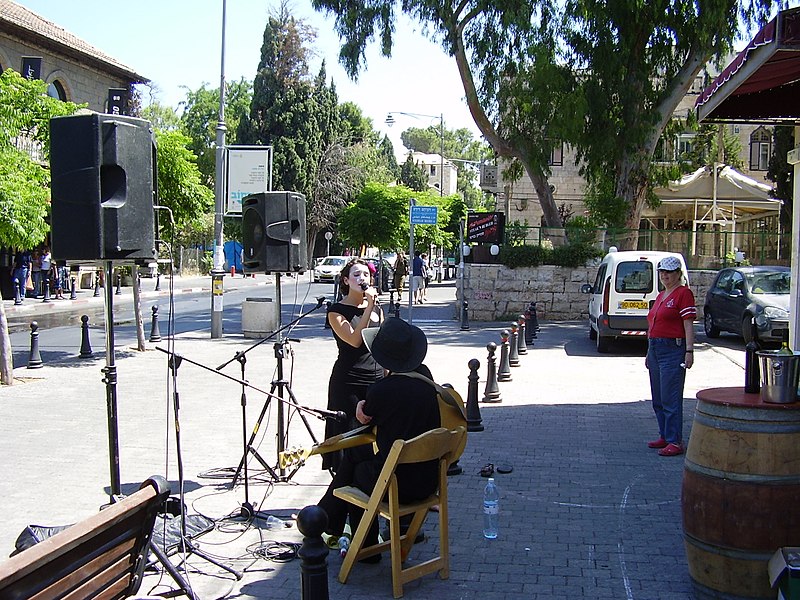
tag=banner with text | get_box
[225,146,273,215]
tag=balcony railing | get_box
[12,133,46,164]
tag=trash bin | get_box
[757,351,800,404]
[769,547,800,600]
[242,297,276,339]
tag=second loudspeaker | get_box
[241,191,307,274]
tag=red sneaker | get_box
[647,437,667,449]
[658,443,684,457]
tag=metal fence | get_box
[518,226,790,269]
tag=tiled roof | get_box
[0,0,148,82]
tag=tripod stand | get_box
[216,293,328,511]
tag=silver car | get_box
[703,266,790,344]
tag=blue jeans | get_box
[647,337,687,445]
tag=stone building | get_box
[0,0,148,298]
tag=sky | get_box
[17,0,484,159]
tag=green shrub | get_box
[498,242,601,269]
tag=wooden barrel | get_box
[683,387,800,599]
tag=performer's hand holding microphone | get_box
[359,280,379,304]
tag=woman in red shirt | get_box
[646,256,696,456]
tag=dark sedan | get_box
[703,266,790,344]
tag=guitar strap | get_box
[395,372,466,420]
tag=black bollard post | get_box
[482,342,502,403]
[14,279,22,305]
[155,271,161,291]
[149,305,163,342]
[79,315,93,358]
[27,321,43,369]
[93,273,101,297]
[393,299,401,319]
[497,330,512,381]
[297,505,330,600]
[69,276,77,300]
[527,301,540,340]
[389,289,395,309]
[115,274,122,295]
[460,299,470,330]
[509,323,520,367]
[466,358,484,432]
[42,272,51,302]
[517,315,528,355]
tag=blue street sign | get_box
[410,205,438,225]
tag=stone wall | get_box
[461,264,719,322]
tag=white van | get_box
[580,249,688,352]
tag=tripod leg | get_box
[183,539,243,580]
[232,383,280,486]
[149,542,201,600]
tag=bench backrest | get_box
[0,476,170,600]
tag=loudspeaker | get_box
[241,192,307,274]
[50,113,157,261]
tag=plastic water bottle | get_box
[338,535,350,557]
[264,515,284,529]
[483,478,499,539]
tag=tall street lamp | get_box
[385,111,444,196]
[211,0,228,339]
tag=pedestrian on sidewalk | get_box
[645,255,695,457]
[393,252,408,300]
[412,251,424,304]
[12,249,32,301]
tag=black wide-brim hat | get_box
[362,318,428,373]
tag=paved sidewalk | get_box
[0,277,746,599]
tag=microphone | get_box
[359,282,369,291]
[315,408,347,421]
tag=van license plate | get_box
[619,300,648,310]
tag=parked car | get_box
[313,256,348,283]
[581,249,688,353]
[703,266,790,344]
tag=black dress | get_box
[324,302,383,470]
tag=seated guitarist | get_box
[317,318,440,561]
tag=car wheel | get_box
[703,310,720,338]
[596,333,611,353]
[589,324,597,340]
[742,314,757,344]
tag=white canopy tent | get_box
[651,164,782,257]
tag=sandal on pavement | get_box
[479,463,494,477]
[658,443,684,457]
[647,437,668,449]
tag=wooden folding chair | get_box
[333,426,467,598]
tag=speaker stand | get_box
[102,260,122,501]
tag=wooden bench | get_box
[0,476,170,600]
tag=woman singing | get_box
[324,258,384,471]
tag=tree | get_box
[768,125,795,227]
[178,78,252,187]
[399,154,428,191]
[154,129,214,241]
[0,69,80,384]
[337,182,408,251]
[238,5,322,200]
[140,101,180,131]
[313,0,781,248]
[562,0,781,247]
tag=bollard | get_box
[93,273,101,297]
[230,265,236,278]
[149,305,163,342]
[497,330,512,381]
[154,272,161,291]
[460,299,470,330]
[115,274,122,295]
[42,272,51,302]
[393,298,401,319]
[69,276,77,300]
[466,358,484,432]
[482,342,502,403]
[517,315,528,355]
[526,301,540,341]
[297,505,330,600]
[389,289,395,309]
[509,323,520,367]
[14,279,22,305]
[27,321,43,369]
[79,315,93,358]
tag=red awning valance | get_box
[697,7,800,124]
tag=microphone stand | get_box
[215,297,327,502]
